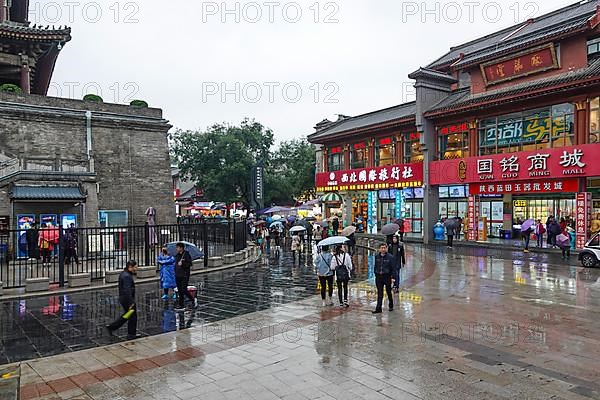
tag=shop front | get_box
[430,144,600,242]
[316,162,424,233]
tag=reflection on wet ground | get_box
[3,242,600,366]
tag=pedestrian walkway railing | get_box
[0,219,248,289]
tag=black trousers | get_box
[318,275,334,300]
[447,235,454,247]
[108,301,137,337]
[337,279,349,303]
[176,274,194,307]
[375,273,393,311]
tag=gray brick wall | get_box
[0,93,175,227]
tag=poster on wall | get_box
[40,214,58,228]
[16,215,35,258]
[61,215,77,229]
[367,191,378,234]
[467,196,478,241]
[395,190,405,220]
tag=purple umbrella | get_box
[556,233,570,247]
[521,219,535,232]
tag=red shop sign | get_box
[481,43,559,86]
[439,122,468,135]
[430,143,600,186]
[316,163,424,193]
[469,179,578,195]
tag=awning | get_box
[10,186,86,200]
[321,192,343,203]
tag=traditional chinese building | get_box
[0,0,174,228]
[309,0,600,245]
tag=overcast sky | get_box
[40,0,576,141]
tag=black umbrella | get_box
[381,223,400,236]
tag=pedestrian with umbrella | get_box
[342,225,357,255]
[315,245,334,307]
[332,217,340,236]
[389,235,405,293]
[330,245,352,308]
[444,218,457,248]
[521,219,535,253]
[556,229,572,260]
[381,223,400,236]
[394,219,405,242]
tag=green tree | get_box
[265,138,316,205]
[170,119,274,207]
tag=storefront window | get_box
[590,97,600,143]
[404,132,423,163]
[375,137,395,166]
[479,104,574,155]
[350,142,367,169]
[327,147,344,171]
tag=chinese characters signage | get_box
[576,192,592,250]
[367,191,378,235]
[481,44,559,86]
[430,144,599,185]
[316,163,424,192]
[481,115,572,147]
[439,122,468,135]
[469,179,578,195]
[467,196,478,241]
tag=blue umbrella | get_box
[166,241,204,260]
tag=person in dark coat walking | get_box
[332,217,339,236]
[306,222,313,247]
[25,223,39,260]
[547,218,561,248]
[373,243,395,314]
[106,260,138,339]
[388,235,405,293]
[174,243,195,310]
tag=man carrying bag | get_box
[106,260,138,339]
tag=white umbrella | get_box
[317,236,349,247]
[272,215,283,221]
[289,226,306,233]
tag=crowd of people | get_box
[522,216,575,259]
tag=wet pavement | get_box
[5,243,600,399]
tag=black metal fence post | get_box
[58,227,65,287]
[144,223,150,266]
[203,221,209,268]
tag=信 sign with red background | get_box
[316,163,424,192]
[430,144,600,187]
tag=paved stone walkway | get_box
[9,245,600,399]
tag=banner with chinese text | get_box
[469,179,578,195]
[576,192,592,250]
[480,44,558,86]
[467,196,478,241]
[316,162,424,192]
[430,144,599,186]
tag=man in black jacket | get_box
[175,243,195,310]
[373,243,395,314]
[106,260,138,339]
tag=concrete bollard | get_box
[68,273,91,288]
[191,260,203,271]
[136,266,157,279]
[235,251,244,262]
[208,257,223,267]
[105,269,122,284]
[224,253,236,264]
[26,277,49,293]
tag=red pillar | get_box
[367,139,375,168]
[468,120,478,157]
[395,134,403,164]
[574,100,589,145]
[322,148,328,173]
[343,145,350,170]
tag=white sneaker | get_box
[322,300,326,307]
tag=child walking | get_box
[157,248,176,300]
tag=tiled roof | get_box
[426,57,600,116]
[427,1,598,69]
[10,185,86,200]
[308,102,416,142]
[0,22,71,41]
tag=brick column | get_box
[20,56,31,94]
[574,100,588,145]
[468,120,478,157]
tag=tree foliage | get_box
[170,120,316,208]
